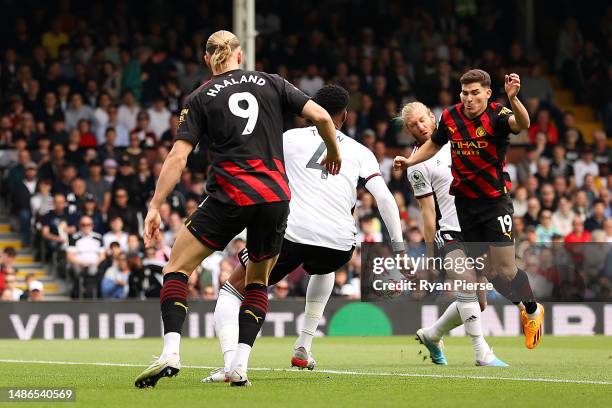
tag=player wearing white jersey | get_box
[400,102,507,367]
[203,85,404,383]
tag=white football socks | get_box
[214,282,243,372]
[232,343,252,371]
[294,273,335,353]
[426,301,462,341]
[161,332,181,359]
[456,293,491,362]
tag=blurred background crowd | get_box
[0,0,610,302]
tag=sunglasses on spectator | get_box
[81,222,93,227]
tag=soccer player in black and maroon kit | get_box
[134,30,341,388]
[394,69,545,350]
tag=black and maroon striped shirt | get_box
[175,69,310,206]
[431,102,514,199]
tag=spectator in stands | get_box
[298,64,324,96]
[99,105,130,147]
[27,280,44,301]
[593,130,611,166]
[512,186,529,217]
[535,157,554,186]
[271,279,291,299]
[521,62,555,102]
[40,91,64,132]
[107,188,139,234]
[30,178,53,220]
[551,144,574,179]
[373,140,393,183]
[0,247,18,295]
[552,196,574,237]
[117,91,140,132]
[524,197,541,227]
[126,234,142,258]
[2,273,23,301]
[76,119,96,148]
[565,216,592,243]
[101,253,130,299]
[12,162,38,246]
[41,19,68,59]
[585,200,607,232]
[539,183,557,212]
[529,109,559,145]
[574,146,599,188]
[146,96,171,140]
[93,92,111,134]
[536,210,560,243]
[130,111,156,148]
[41,193,77,254]
[85,160,111,213]
[572,191,590,221]
[103,216,128,251]
[64,93,96,131]
[66,215,105,277]
[516,145,539,185]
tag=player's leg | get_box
[229,201,290,386]
[292,273,335,370]
[135,227,217,388]
[292,245,354,369]
[135,199,242,388]
[416,233,462,365]
[205,260,246,383]
[449,237,506,365]
[205,243,300,383]
[488,243,544,349]
[484,198,544,349]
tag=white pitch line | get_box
[0,359,610,386]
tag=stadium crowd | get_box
[0,0,610,301]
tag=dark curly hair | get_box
[313,85,349,116]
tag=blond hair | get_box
[206,30,240,72]
[397,101,431,124]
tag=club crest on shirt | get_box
[476,126,487,137]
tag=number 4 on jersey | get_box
[306,141,329,179]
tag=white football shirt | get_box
[407,143,460,232]
[283,126,381,250]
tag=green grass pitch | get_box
[0,336,610,407]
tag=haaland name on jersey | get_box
[206,74,267,97]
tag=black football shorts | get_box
[434,230,464,257]
[239,238,355,286]
[454,194,514,257]
[184,196,289,261]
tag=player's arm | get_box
[505,73,530,132]
[301,100,341,175]
[364,176,405,252]
[393,139,442,171]
[416,195,436,244]
[145,98,201,246]
[149,140,193,210]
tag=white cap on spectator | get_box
[103,158,118,168]
[29,280,44,292]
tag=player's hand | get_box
[143,207,162,248]
[505,73,521,99]
[321,150,342,175]
[393,155,410,171]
